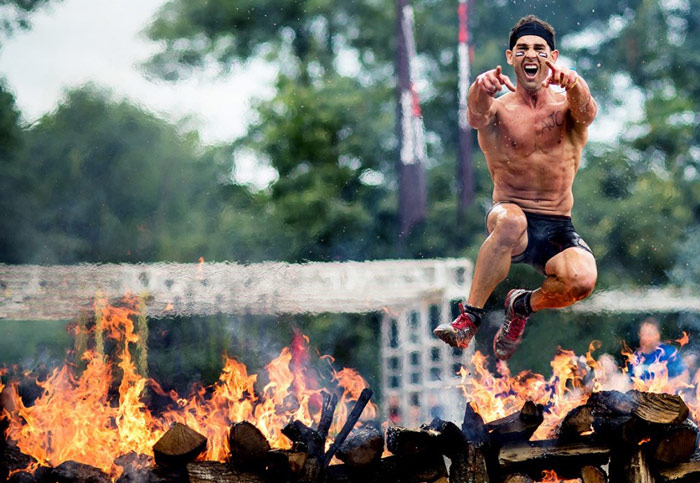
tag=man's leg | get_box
[434,203,528,348]
[493,246,597,360]
[530,246,597,310]
[467,203,529,308]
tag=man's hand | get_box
[475,66,516,97]
[542,60,578,90]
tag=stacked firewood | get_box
[3,389,700,482]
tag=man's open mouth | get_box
[523,63,538,79]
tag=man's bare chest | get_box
[494,106,570,152]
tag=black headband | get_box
[509,22,555,51]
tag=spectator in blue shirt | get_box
[628,318,685,382]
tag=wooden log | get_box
[609,447,653,483]
[153,422,207,467]
[587,390,635,414]
[323,388,373,468]
[485,401,544,445]
[656,461,700,482]
[498,439,609,481]
[282,420,324,482]
[336,426,384,469]
[502,475,534,483]
[648,418,698,464]
[229,421,271,471]
[628,390,689,425]
[187,462,268,483]
[317,392,339,441]
[52,461,110,483]
[559,405,594,440]
[386,425,440,456]
[580,465,607,483]
[326,453,447,483]
[422,418,489,483]
[462,403,489,445]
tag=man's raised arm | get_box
[467,65,515,129]
[543,60,597,126]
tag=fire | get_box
[460,331,698,441]
[538,469,579,482]
[2,296,376,479]
[460,349,589,439]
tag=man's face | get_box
[506,34,558,92]
[639,322,661,354]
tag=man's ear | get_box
[550,49,559,63]
[505,50,514,65]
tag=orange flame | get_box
[460,330,697,442]
[677,331,690,347]
[3,297,377,479]
[538,469,579,482]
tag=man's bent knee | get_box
[567,271,596,301]
[489,212,527,247]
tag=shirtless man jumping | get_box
[434,15,598,360]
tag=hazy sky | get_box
[0,0,276,145]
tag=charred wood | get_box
[462,403,489,445]
[317,392,339,441]
[558,405,594,440]
[282,420,324,482]
[422,418,489,483]
[336,426,384,469]
[609,447,654,483]
[498,439,609,481]
[484,401,544,445]
[502,475,534,483]
[386,425,440,456]
[153,422,207,467]
[52,461,110,483]
[7,466,52,483]
[187,461,269,483]
[0,442,36,482]
[229,421,271,471]
[323,388,373,468]
[325,453,447,483]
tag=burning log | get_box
[52,460,110,483]
[498,439,610,481]
[385,425,440,456]
[187,461,268,483]
[153,422,207,467]
[424,418,489,483]
[559,405,594,440]
[283,389,371,482]
[502,475,534,483]
[629,390,689,425]
[322,388,372,468]
[335,426,384,469]
[484,401,544,445]
[229,421,271,471]
[609,447,654,483]
[325,453,447,483]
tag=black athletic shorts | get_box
[486,202,594,274]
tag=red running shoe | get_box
[433,303,480,349]
[493,289,531,360]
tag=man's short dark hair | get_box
[509,15,556,50]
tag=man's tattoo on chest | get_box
[542,111,565,132]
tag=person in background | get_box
[628,317,685,382]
